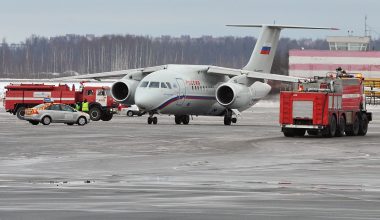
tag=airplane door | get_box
[175,78,186,106]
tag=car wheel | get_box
[41,116,51,125]
[127,111,134,117]
[16,107,26,120]
[77,117,87,126]
[77,116,87,126]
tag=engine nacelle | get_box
[215,82,271,110]
[111,78,139,105]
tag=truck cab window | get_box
[87,90,94,96]
[97,90,105,96]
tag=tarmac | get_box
[0,101,380,220]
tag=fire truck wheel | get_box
[16,107,26,120]
[41,116,51,125]
[346,114,360,136]
[335,115,346,137]
[358,113,368,136]
[323,115,337,138]
[77,117,87,126]
[294,129,306,137]
[89,107,102,121]
[283,128,295,137]
[307,130,318,136]
[101,113,113,121]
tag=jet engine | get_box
[111,78,139,105]
[215,81,271,110]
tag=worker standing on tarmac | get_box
[82,99,89,113]
[75,102,81,111]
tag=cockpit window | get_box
[161,82,167,88]
[140,81,149,87]
[149,82,160,88]
[166,82,172,89]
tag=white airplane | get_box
[60,24,336,125]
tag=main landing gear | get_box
[224,110,237,126]
[175,115,190,125]
[147,113,158,125]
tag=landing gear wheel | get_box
[89,107,102,121]
[41,116,51,125]
[29,121,39,125]
[77,117,87,126]
[175,115,182,124]
[335,115,346,137]
[323,115,337,138]
[16,107,26,120]
[346,114,359,136]
[152,117,158,124]
[182,115,190,125]
[224,115,232,125]
[358,113,368,136]
[231,118,237,123]
[147,117,153,124]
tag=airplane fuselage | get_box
[134,65,264,116]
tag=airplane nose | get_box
[135,93,155,111]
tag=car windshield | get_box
[33,104,48,109]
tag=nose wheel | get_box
[148,115,158,124]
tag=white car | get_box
[24,103,90,126]
[121,105,144,117]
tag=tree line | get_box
[0,34,378,78]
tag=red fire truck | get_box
[279,73,372,137]
[3,83,118,121]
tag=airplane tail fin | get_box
[227,25,338,73]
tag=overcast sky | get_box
[0,0,379,43]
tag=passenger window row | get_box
[140,81,173,89]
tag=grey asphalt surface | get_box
[0,102,380,220]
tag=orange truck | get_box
[3,83,118,121]
[280,74,372,137]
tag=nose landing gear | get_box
[147,113,158,125]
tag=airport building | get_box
[289,36,380,78]
[288,35,380,103]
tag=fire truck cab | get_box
[280,73,372,137]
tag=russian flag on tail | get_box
[260,46,271,55]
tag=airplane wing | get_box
[56,65,166,81]
[207,66,302,83]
